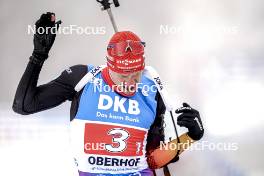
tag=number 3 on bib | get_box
[84,123,146,156]
[105,128,130,152]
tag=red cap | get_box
[107,31,145,74]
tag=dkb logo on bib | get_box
[98,94,140,115]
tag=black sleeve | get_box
[146,92,179,164]
[12,58,87,115]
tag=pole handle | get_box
[96,0,120,10]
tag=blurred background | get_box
[0,0,264,175]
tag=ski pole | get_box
[96,0,120,33]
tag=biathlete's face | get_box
[109,69,142,94]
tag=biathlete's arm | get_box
[148,133,194,169]
[147,103,204,169]
[12,12,88,115]
[12,62,87,115]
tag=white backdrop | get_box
[1,0,264,175]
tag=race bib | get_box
[84,123,147,157]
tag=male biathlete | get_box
[13,12,204,176]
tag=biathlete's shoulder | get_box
[58,64,89,88]
[141,72,157,90]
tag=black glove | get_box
[175,103,204,141]
[31,12,61,64]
